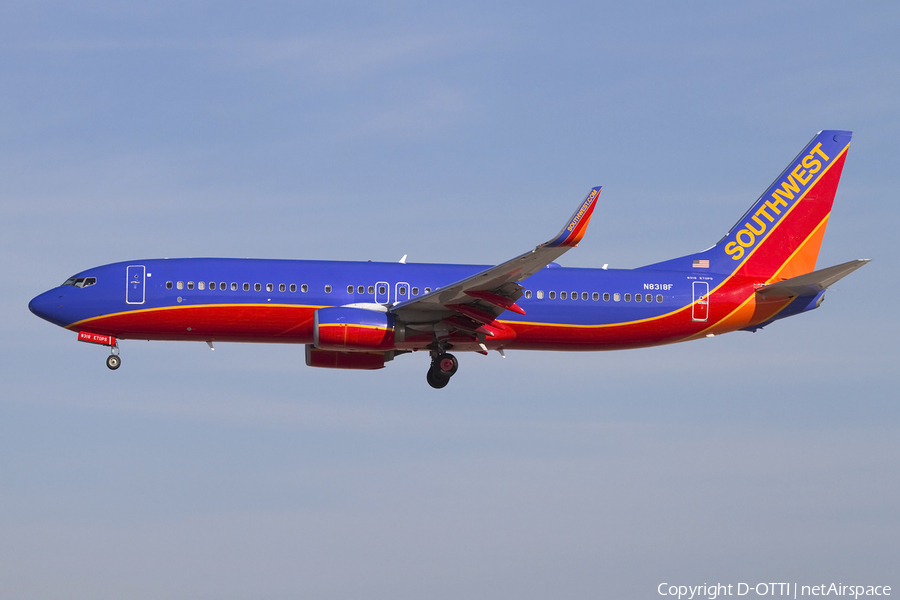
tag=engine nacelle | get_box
[305,345,388,370]
[313,307,400,352]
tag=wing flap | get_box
[465,290,526,315]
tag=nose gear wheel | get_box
[105,342,121,370]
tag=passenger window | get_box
[635,293,642,302]
[325,285,332,293]
[347,285,354,293]
[592,292,599,301]
[177,281,184,290]
[537,290,544,299]
[614,293,620,302]
[301,284,308,293]
[603,292,610,301]
[424,287,431,293]
[560,292,567,299]
[572,292,577,300]
[656,294,663,303]
[645,294,652,302]
[231,283,237,291]
[243,283,250,291]
[290,284,297,292]
[187,281,194,290]
[198,281,205,290]
[549,291,556,299]
[166,281,173,289]
[279,284,286,292]
[267,283,273,292]
[524,290,532,299]
[220,282,227,290]
[582,292,588,300]
[358,285,365,294]
[255,283,261,291]
[209,282,215,290]
[624,293,631,302]
[368,285,375,294]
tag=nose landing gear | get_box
[76,332,121,370]
[106,345,121,370]
[426,352,458,389]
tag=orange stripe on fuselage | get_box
[678,211,833,341]
[667,147,848,342]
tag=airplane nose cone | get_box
[29,289,67,327]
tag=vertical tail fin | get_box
[714,130,852,281]
[638,131,852,280]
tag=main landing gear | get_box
[426,352,458,389]
[106,345,121,370]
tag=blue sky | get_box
[2,2,898,598]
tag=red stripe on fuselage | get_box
[503,284,752,350]
[68,304,319,343]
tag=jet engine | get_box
[313,307,403,352]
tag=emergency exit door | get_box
[375,281,390,304]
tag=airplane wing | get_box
[391,187,601,342]
[757,258,870,299]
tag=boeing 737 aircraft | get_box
[30,131,868,388]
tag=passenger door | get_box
[692,281,709,322]
[126,265,146,304]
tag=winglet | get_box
[544,186,601,248]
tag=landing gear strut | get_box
[106,345,121,370]
[426,352,458,389]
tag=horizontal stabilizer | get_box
[756,259,870,298]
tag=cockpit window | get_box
[61,277,96,288]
